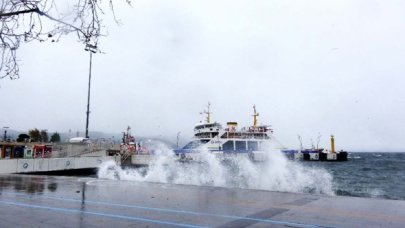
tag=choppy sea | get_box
[98,148,405,201]
[303,152,405,200]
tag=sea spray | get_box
[98,142,334,195]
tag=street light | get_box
[84,43,97,139]
[3,126,9,141]
[176,132,181,149]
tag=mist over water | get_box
[98,142,334,195]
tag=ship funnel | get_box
[227,122,238,132]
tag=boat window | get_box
[235,141,246,151]
[194,125,205,130]
[248,141,259,151]
[223,141,234,151]
[196,132,211,138]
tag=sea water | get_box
[303,152,405,200]
[97,143,405,200]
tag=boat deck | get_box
[0,174,404,227]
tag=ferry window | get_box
[235,141,246,151]
[223,141,234,151]
[248,141,258,151]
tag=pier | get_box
[0,142,119,174]
[0,156,117,174]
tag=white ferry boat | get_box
[174,104,273,162]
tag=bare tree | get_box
[0,0,131,80]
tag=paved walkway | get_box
[0,174,404,227]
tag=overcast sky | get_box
[1,0,405,151]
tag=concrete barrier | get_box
[0,156,116,174]
[0,159,17,173]
[76,157,102,169]
[48,158,75,171]
[34,159,50,172]
[17,159,35,173]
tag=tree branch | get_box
[36,8,87,38]
[1,0,129,80]
[0,8,39,18]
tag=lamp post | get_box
[3,126,9,141]
[84,44,97,139]
[176,132,181,149]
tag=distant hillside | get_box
[1,129,21,140]
[1,128,176,148]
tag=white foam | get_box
[98,142,334,195]
[368,188,386,198]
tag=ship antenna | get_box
[253,105,259,127]
[124,126,131,144]
[316,132,321,149]
[298,134,303,150]
[200,102,211,124]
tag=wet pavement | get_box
[0,174,404,227]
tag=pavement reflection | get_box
[0,174,404,228]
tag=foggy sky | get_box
[1,0,405,151]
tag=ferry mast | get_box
[200,102,212,124]
[253,105,259,127]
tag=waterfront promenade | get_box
[0,174,404,227]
